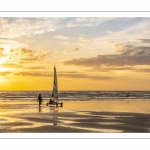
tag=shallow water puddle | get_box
[97,122,123,125]
[59,124,123,133]
[100,115,134,119]
[11,121,55,129]
[59,119,80,125]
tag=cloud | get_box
[67,47,80,53]
[9,48,48,64]
[135,68,150,72]
[24,66,47,70]
[19,57,38,63]
[59,72,113,80]
[137,39,150,43]
[80,37,91,42]
[0,18,62,38]
[21,48,33,56]
[54,35,68,40]
[92,66,150,73]
[94,18,150,47]
[15,70,113,80]
[66,17,116,27]
[19,56,46,64]
[0,39,29,57]
[63,43,150,67]
[115,44,150,56]
[15,71,52,77]
[1,63,22,68]
[0,48,4,56]
[92,66,134,72]
[0,71,13,76]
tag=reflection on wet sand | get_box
[49,106,59,112]
[39,107,42,112]
[1,110,150,133]
[0,100,150,132]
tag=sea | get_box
[0,91,150,101]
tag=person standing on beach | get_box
[37,94,43,107]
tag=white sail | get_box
[51,66,58,101]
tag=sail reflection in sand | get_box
[49,106,59,112]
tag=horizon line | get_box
[0,90,150,91]
[1,11,150,12]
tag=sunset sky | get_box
[1,17,150,90]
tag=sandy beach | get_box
[0,100,150,133]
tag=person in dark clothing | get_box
[50,98,54,104]
[37,94,42,107]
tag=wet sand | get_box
[0,100,150,133]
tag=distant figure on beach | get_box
[37,94,43,107]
